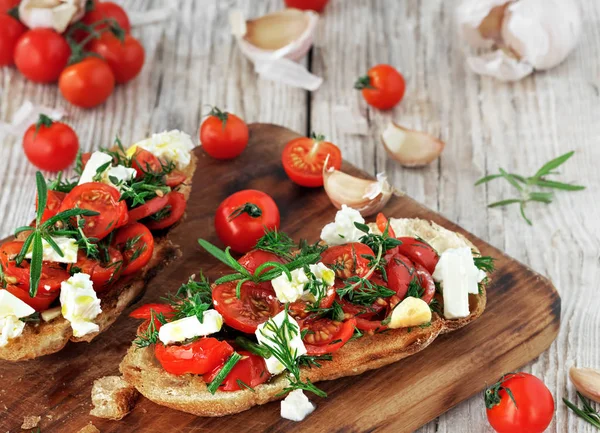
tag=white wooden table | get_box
[1,0,598,431]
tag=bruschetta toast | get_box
[0,130,197,361]
[119,207,493,421]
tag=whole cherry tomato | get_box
[0,0,20,13]
[59,57,115,108]
[81,1,131,33]
[89,33,145,84]
[485,373,554,433]
[355,64,406,110]
[22,115,79,172]
[284,0,329,12]
[200,107,249,160]
[214,190,280,254]
[0,14,26,66]
[14,29,70,83]
[281,134,342,187]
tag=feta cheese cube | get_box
[129,130,194,169]
[25,236,78,264]
[271,262,335,304]
[60,273,102,337]
[320,205,367,246]
[0,315,26,347]
[158,310,223,345]
[78,151,136,191]
[281,389,316,422]
[0,289,35,347]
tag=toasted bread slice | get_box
[120,217,489,417]
[0,155,197,362]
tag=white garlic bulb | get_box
[19,0,87,34]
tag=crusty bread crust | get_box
[120,217,489,417]
[0,154,197,362]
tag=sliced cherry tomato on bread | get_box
[131,148,162,178]
[113,222,154,275]
[321,243,374,279]
[154,338,234,376]
[304,318,356,355]
[68,247,123,291]
[354,316,388,332]
[5,283,59,312]
[212,281,281,333]
[282,134,342,187]
[395,237,439,274]
[203,351,270,392]
[37,190,66,224]
[165,170,186,187]
[59,182,126,240]
[385,252,415,300]
[130,303,175,320]
[128,195,170,222]
[415,263,436,304]
[144,192,186,230]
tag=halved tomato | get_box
[238,250,285,275]
[395,237,439,274]
[154,337,234,376]
[130,303,175,320]
[165,170,186,187]
[5,284,60,312]
[385,252,415,300]
[37,190,66,223]
[415,263,436,304]
[281,135,342,187]
[113,222,154,275]
[321,243,374,280]
[69,247,123,290]
[203,350,270,392]
[303,318,356,355]
[212,281,281,333]
[131,148,162,178]
[59,182,126,240]
[144,192,186,230]
[128,195,170,222]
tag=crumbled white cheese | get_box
[271,262,335,304]
[320,205,367,246]
[0,289,36,347]
[281,389,316,422]
[0,315,26,347]
[255,310,306,375]
[129,130,194,169]
[78,151,136,191]
[25,236,78,264]
[158,310,223,345]
[59,273,102,337]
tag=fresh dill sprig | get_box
[476,151,585,225]
[164,274,213,322]
[406,277,424,298]
[474,255,495,273]
[297,354,333,369]
[254,228,296,260]
[133,311,167,348]
[47,171,77,193]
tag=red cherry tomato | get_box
[212,281,281,333]
[485,373,554,433]
[203,351,270,392]
[200,107,249,160]
[129,303,175,320]
[354,316,388,332]
[59,57,115,108]
[37,190,66,223]
[237,250,285,275]
[128,195,170,222]
[320,243,374,280]
[81,1,131,33]
[23,116,79,172]
[0,14,26,66]
[385,252,415,300]
[284,0,329,12]
[281,135,342,187]
[14,29,70,83]
[376,212,396,238]
[165,170,186,187]
[154,338,234,376]
[112,222,155,275]
[5,284,60,312]
[89,33,144,84]
[68,247,123,291]
[131,148,162,177]
[415,263,436,304]
[355,64,406,110]
[304,318,356,355]
[214,190,280,254]
[59,182,126,240]
[0,0,20,13]
[143,191,187,230]
[395,237,439,274]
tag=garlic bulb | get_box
[381,122,445,167]
[229,9,322,91]
[569,366,600,404]
[19,0,87,34]
[457,0,581,81]
[323,159,395,217]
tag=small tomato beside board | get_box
[22,115,79,172]
[89,33,145,84]
[59,57,115,108]
[0,14,26,66]
[214,190,280,254]
[14,28,71,83]
[355,64,406,110]
[485,373,555,433]
[200,107,249,160]
[282,133,342,187]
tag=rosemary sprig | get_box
[47,171,77,193]
[15,172,98,297]
[234,336,272,359]
[163,274,213,322]
[476,151,585,225]
[563,392,600,429]
[474,255,495,273]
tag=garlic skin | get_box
[323,160,395,217]
[381,122,445,167]
[569,366,600,404]
[19,0,87,34]
[457,0,581,81]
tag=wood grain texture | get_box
[0,124,559,432]
[0,0,598,431]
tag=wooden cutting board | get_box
[0,124,560,433]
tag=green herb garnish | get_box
[207,352,242,394]
[563,392,600,429]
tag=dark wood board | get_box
[0,123,560,433]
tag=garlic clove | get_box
[323,159,395,217]
[456,0,510,48]
[19,0,86,34]
[254,57,323,91]
[467,49,534,82]
[569,367,600,403]
[381,122,445,167]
